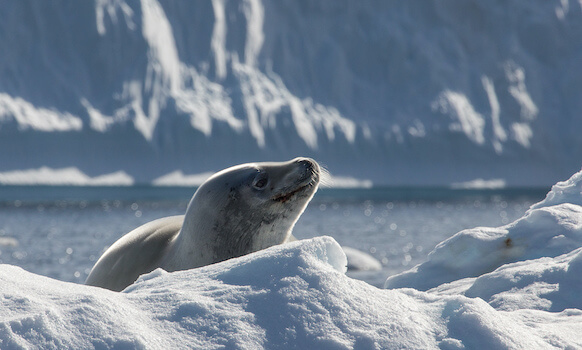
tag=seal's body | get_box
[85,158,320,291]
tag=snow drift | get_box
[0,238,580,349]
[1,0,581,186]
[385,167,582,291]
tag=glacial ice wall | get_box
[0,0,580,185]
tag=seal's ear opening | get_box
[252,171,269,190]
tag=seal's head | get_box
[165,157,320,269]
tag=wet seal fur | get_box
[86,157,320,291]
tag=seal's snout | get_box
[293,157,320,183]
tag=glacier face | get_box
[0,0,580,186]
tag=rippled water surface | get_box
[0,186,547,287]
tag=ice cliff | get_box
[1,0,581,186]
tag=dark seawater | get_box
[0,186,548,288]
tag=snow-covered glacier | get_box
[1,0,581,186]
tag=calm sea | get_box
[0,186,548,287]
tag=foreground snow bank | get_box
[1,237,581,348]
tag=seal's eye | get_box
[253,173,269,190]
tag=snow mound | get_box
[430,247,582,312]
[0,167,134,186]
[385,170,582,291]
[531,169,582,209]
[3,236,582,348]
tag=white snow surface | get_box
[0,167,134,186]
[3,171,582,348]
[1,0,581,186]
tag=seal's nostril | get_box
[295,158,314,170]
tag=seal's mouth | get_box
[272,181,316,203]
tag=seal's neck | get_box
[164,201,296,271]
[161,197,217,271]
